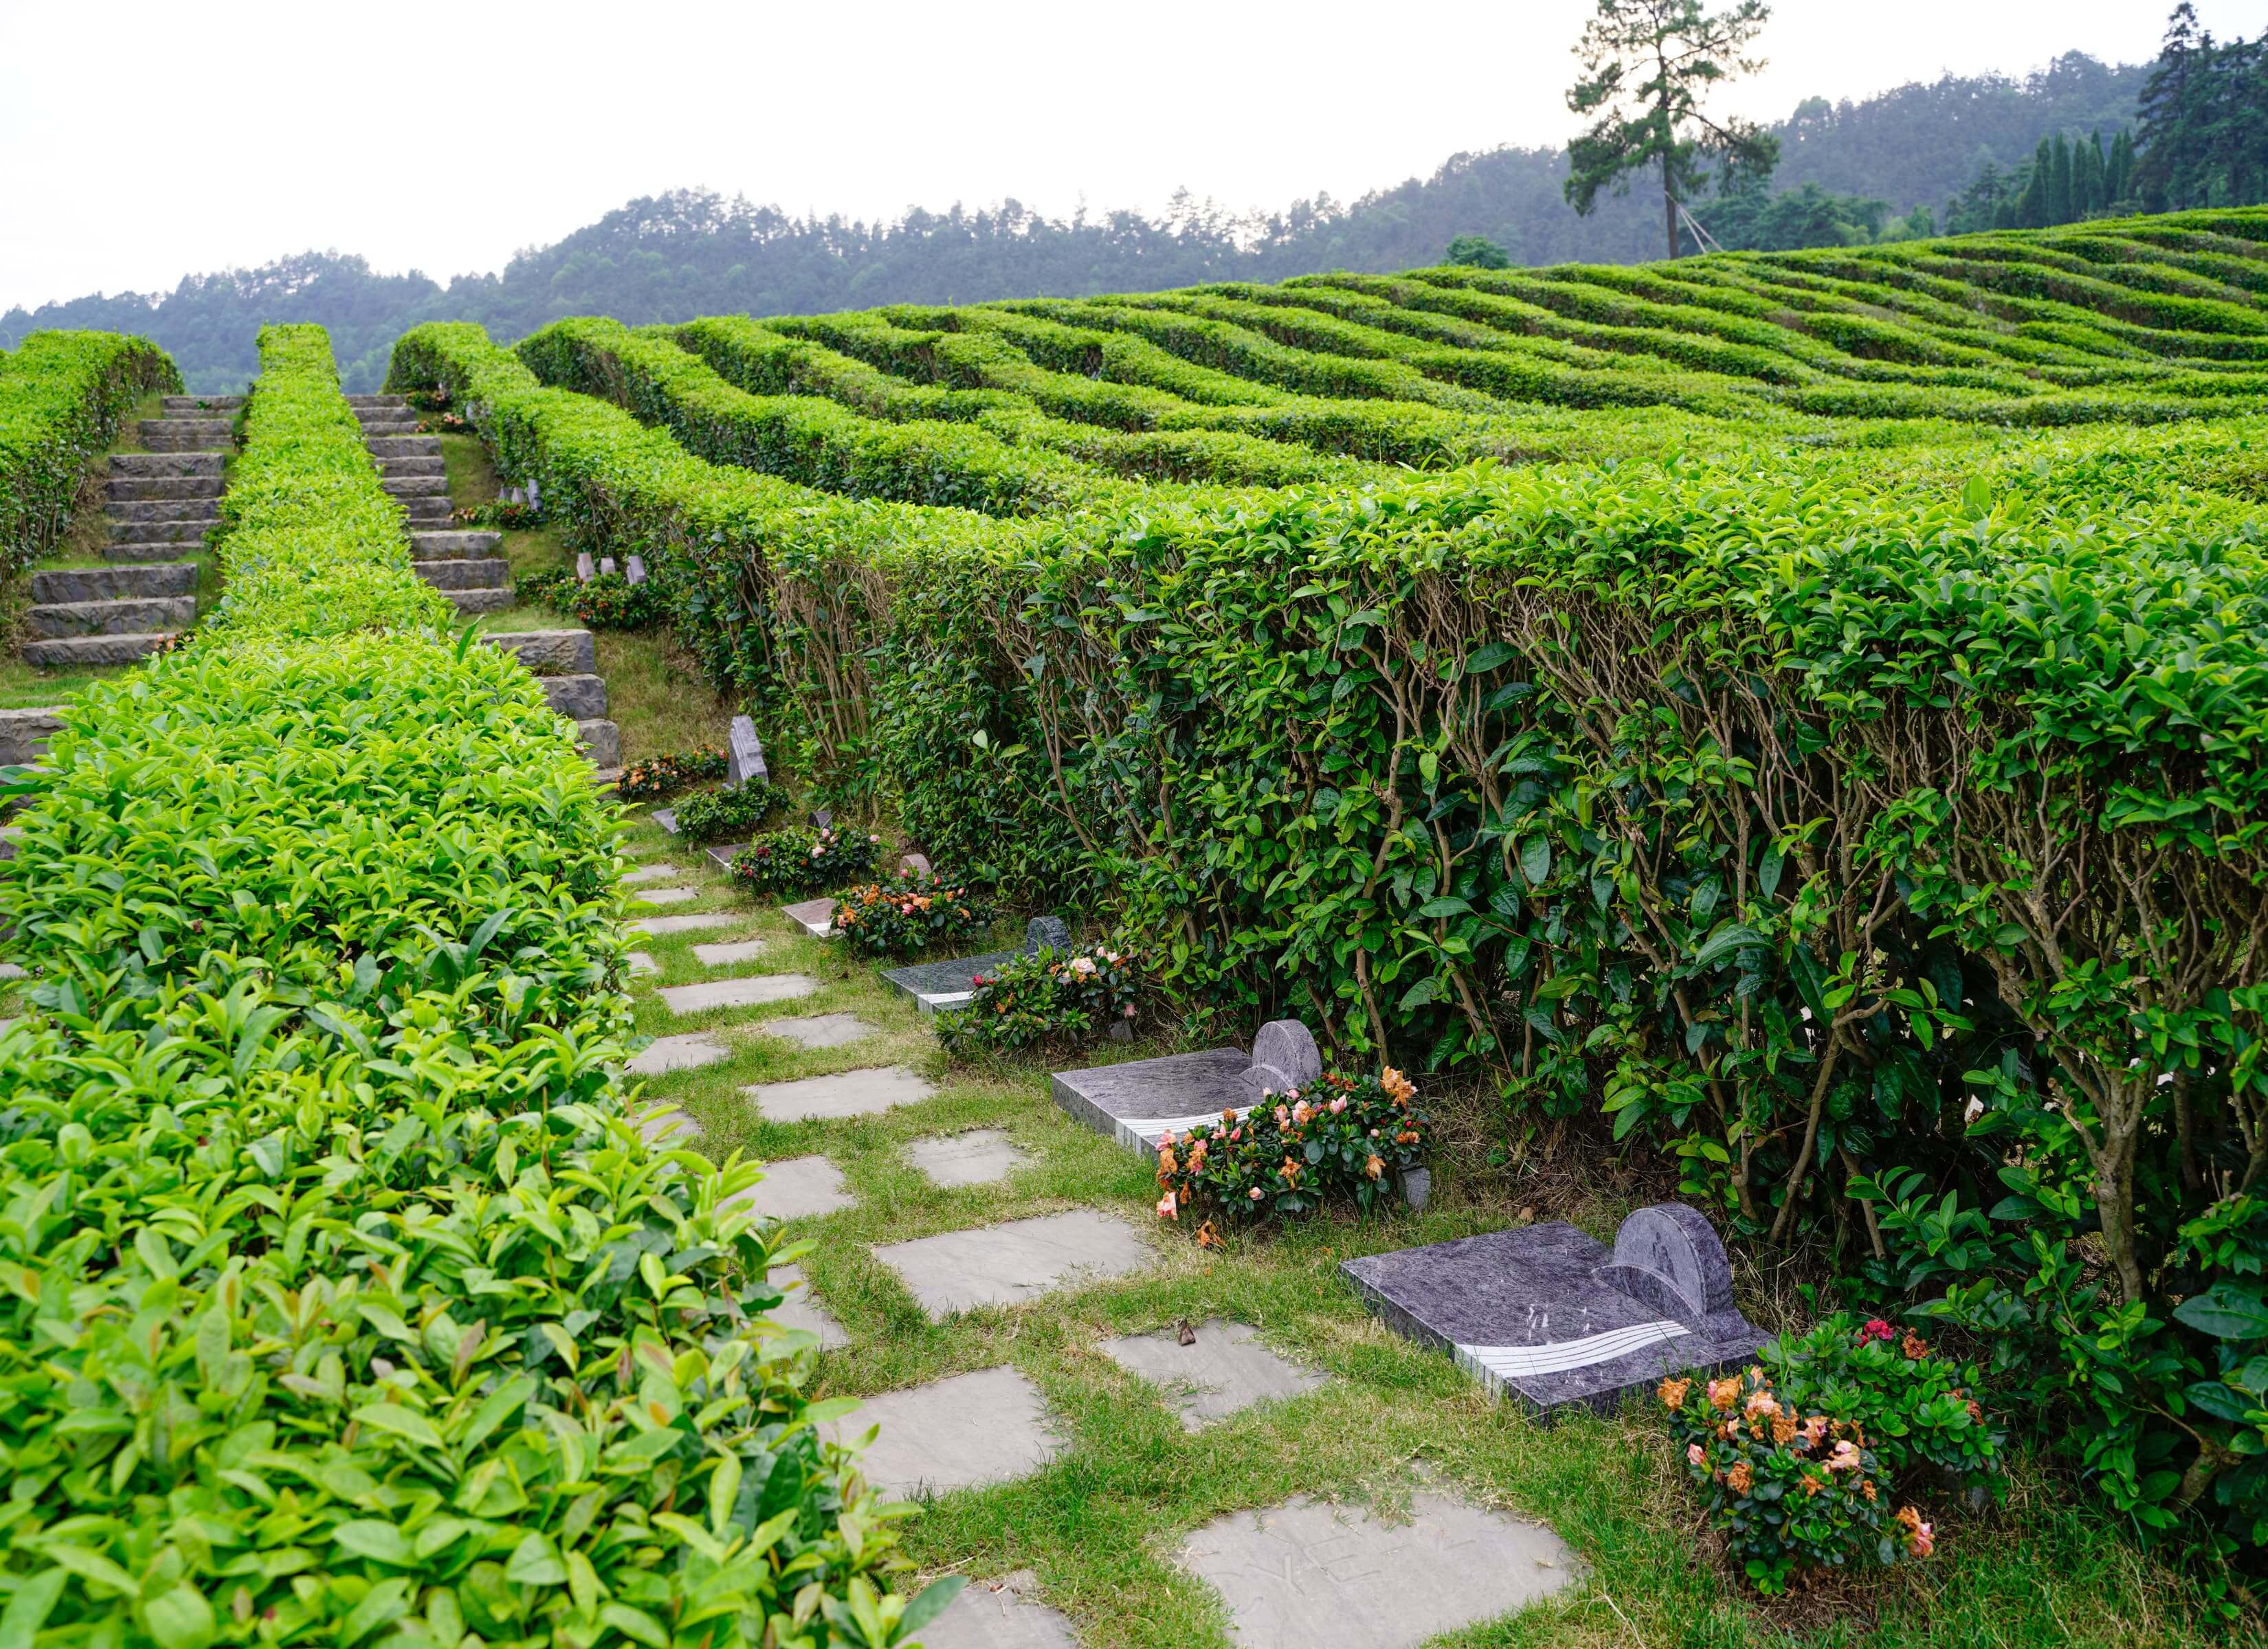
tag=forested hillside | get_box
[1,52,2151,390]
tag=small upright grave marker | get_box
[726,715,768,787]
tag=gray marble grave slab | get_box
[726,1154,852,1221]
[876,1209,1150,1319]
[880,915,1073,1013]
[832,1366,1063,1499]
[1052,1020,1321,1155]
[906,1128,1028,1187]
[781,897,837,939]
[704,842,746,872]
[1101,1319,1326,1430]
[764,1263,847,1349]
[658,974,817,1015]
[1179,1492,1577,1649]
[726,715,768,787]
[651,807,678,835]
[627,1033,729,1075]
[918,1572,1077,1649]
[742,1064,933,1121]
[1339,1203,1766,1415]
[759,1013,876,1050]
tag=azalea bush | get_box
[1663,1316,2005,1595]
[733,823,882,897]
[1155,1068,1428,1243]
[456,497,537,529]
[830,874,994,958]
[936,942,1142,1055]
[616,743,728,802]
[671,778,788,844]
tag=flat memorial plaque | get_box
[1340,1203,1767,1416]
[1052,1018,1322,1155]
[781,897,837,939]
[881,915,1071,1013]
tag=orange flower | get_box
[1902,1332,1930,1360]
[1158,1145,1179,1176]
[1772,1412,1798,1446]
[1380,1067,1416,1104]
[1860,1479,1876,1502]
[1706,1377,1742,1412]
[1726,1461,1753,1494]
[1194,1219,1223,1250]
[1658,1377,1691,1411]
[1799,1472,1823,1497]
[1364,1154,1386,1180]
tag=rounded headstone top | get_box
[809,807,834,830]
[1601,1203,1734,1325]
[899,851,932,880]
[1024,915,1072,954]
[1247,1019,1322,1093]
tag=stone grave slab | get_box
[742,1064,933,1121]
[629,1101,696,1148]
[880,915,1071,1013]
[764,1263,847,1349]
[621,863,682,886]
[704,842,748,873]
[906,1128,1027,1188]
[693,938,767,966]
[726,715,768,787]
[836,1367,1063,1498]
[632,886,698,906]
[920,1572,1076,1649]
[628,1032,730,1076]
[1053,1019,1320,1154]
[1179,1491,1577,1649]
[876,1209,1150,1320]
[759,1013,877,1050]
[658,974,818,1015]
[1340,1203,1767,1415]
[727,1154,852,1221]
[628,912,740,937]
[651,807,678,835]
[625,950,659,977]
[1100,1319,1326,1431]
[781,897,837,939]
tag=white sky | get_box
[4,0,2263,311]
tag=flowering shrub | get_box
[733,824,882,897]
[830,875,994,958]
[417,409,473,434]
[936,943,1142,1055]
[456,498,537,529]
[1155,1068,1427,1242]
[615,743,727,802]
[517,567,665,629]
[671,778,787,844]
[1663,1316,2005,1594]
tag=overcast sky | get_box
[4,0,2263,311]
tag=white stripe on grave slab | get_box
[1120,1108,1256,1147]
[1456,1320,1690,1381]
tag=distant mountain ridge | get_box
[3,52,2147,391]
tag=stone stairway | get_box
[19,396,221,665]
[482,628,622,780]
[359,395,514,615]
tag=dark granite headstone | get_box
[879,915,1074,1013]
[1052,1018,1322,1154]
[1339,1204,1766,1415]
[808,807,833,829]
[726,716,768,787]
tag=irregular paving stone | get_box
[918,1572,1078,1649]
[632,886,699,906]
[627,1033,730,1075]
[658,974,818,1015]
[834,1367,1063,1498]
[1101,1319,1326,1431]
[876,1210,1151,1320]
[625,951,659,976]
[764,1264,848,1349]
[757,1013,878,1050]
[905,1128,1028,1189]
[741,1064,933,1121]
[627,912,742,936]
[1179,1492,1578,1649]
[692,939,767,966]
[727,1156,853,1222]
[621,863,683,886]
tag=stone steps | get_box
[438,587,516,614]
[160,395,243,412]
[111,452,223,478]
[411,530,501,560]
[346,395,408,409]
[109,500,220,526]
[21,633,176,666]
[378,455,446,477]
[578,719,621,768]
[359,418,423,437]
[30,563,195,604]
[382,475,449,498]
[102,541,199,563]
[109,519,209,544]
[414,557,511,592]
[25,595,197,639]
[400,497,454,521]
[368,435,442,459]
[542,674,608,719]
[0,707,63,765]
[138,418,232,451]
[484,629,595,674]
[107,476,224,503]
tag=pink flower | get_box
[1329,1097,1348,1114]
[1124,1003,1136,1018]
[1909,1520,1934,1558]
[1248,1187,1265,1201]
[1687,1444,1706,1467]
[1156,1192,1178,1220]
[1862,1318,1894,1343]
[1274,1106,1291,1126]
[1827,1440,1862,1474]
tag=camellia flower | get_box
[1744,1389,1778,1420]
[1329,1097,1348,1114]
[1157,1145,1179,1175]
[1861,1318,1894,1343]
[1381,1067,1416,1103]
[1274,1105,1291,1127]
[1902,1332,1931,1360]
[1070,956,1097,976]
[1686,1443,1706,1468]
[1156,1191,1178,1220]
[1365,1154,1385,1180]
[1706,1377,1742,1412]
[1658,1378,1691,1411]
[1726,1461,1753,1494]
[1291,1100,1313,1125]
[1826,1439,1862,1474]
[1247,1186,1265,1201]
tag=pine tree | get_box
[2019,142,2052,227]
[2047,133,2074,222]
[2107,128,2135,204]
[2076,131,2104,216]
[2135,3,2203,209]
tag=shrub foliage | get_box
[0,329,179,574]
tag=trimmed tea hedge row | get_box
[0,329,179,574]
[0,324,925,1649]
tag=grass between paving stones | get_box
[609,809,2203,1649]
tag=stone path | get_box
[875,1208,1151,1319]
[906,1128,1027,1187]
[920,1573,1078,1649]
[1100,1319,1327,1431]
[742,1063,933,1121]
[20,394,219,666]
[836,1366,1064,1497]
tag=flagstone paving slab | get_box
[658,974,818,1015]
[693,939,768,966]
[836,1367,1064,1497]
[876,1209,1151,1319]
[632,886,699,906]
[765,1264,847,1349]
[621,864,683,885]
[625,950,658,976]
[627,1032,731,1075]
[742,1064,934,1121]
[758,1013,878,1050]
[1100,1319,1326,1431]
[906,1128,1028,1188]
[629,912,742,936]
[728,1154,852,1221]
[1179,1491,1578,1649]
[920,1572,1078,1649]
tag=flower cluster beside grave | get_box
[732,823,882,896]
[936,942,1144,1054]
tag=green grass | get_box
[608,815,2209,1648]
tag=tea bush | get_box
[731,823,882,897]
[1155,1069,1430,1237]
[830,875,995,958]
[0,324,935,1649]
[935,943,1143,1055]
[616,743,728,801]
[0,328,179,572]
